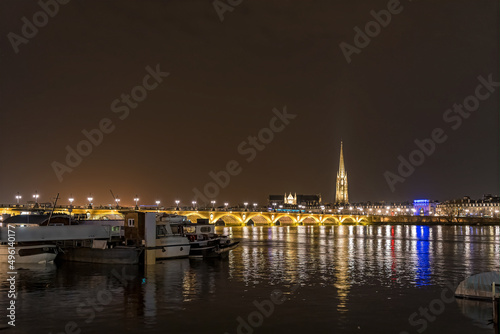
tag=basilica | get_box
[268,142,349,208]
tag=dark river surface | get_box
[1,225,499,334]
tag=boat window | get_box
[185,226,196,233]
[171,225,182,235]
[157,225,167,238]
[128,219,135,227]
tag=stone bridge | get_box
[157,210,371,226]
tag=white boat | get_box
[0,243,58,264]
[455,271,500,300]
[0,213,140,265]
[0,214,59,264]
[155,214,191,260]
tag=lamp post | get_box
[115,198,120,209]
[272,203,277,212]
[156,200,160,211]
[15,193,21,205]
[134,195,139,210]
[68,196,74,215]
[33,191,39,208]
[244,202,248,211]
[224,202,229,211]
[253,203,257,211]
[192,201,197,210]
[211,200,216,211]
[87,196,93,209]
[175,200,180,210]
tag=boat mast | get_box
[47,193,59,225]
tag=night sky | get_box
[1,0,498,207]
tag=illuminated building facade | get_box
[268,193,322,208]
[435,195,499,218]
[413,199,430,216]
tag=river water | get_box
[1,225,499,334]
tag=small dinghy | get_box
[455,271,500,300]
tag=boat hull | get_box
[0,244,58,264]
[59,247,143,265]
[155,236,191,260]
[189,241,240,258]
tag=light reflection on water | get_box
[0,225,498,334]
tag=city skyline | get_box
[1,1,498,206]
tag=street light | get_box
[244,202,248,211]
[33,191,39,207]
[87,196,93,209]
[156,200,160,211]
[69,197,74,206]
[134,195,139,210]
[224,202,229,210]
[175,200,180,210]
[253,203,257,211]
[15,193,22,205]
[272,203,277,212]
[192,201,197,210]
[115,198,120,208]
[211,200,216,210]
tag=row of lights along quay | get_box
[1,194,498,226]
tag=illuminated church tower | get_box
[335,141,349,204]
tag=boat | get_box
[0,214,59,264]
[0,243,58,264]
[455,271,500,300]
[178,219,239,258]
[155,214,191,260]
[0,212,143,265]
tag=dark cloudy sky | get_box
[1,0,498,207]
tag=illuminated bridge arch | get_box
[214,214,242,226]
[184,212,208,223]
[357,217,370,225]
[273,214,297,225]
[322,216,340,225]
[245,214,272,225]
[340,217,356,225]
[299,215,320,225]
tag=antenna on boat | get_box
[47,193,59,226]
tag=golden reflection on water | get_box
[1,224,499,332]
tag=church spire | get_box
[338,140,345,176]
[335,141,349,204]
